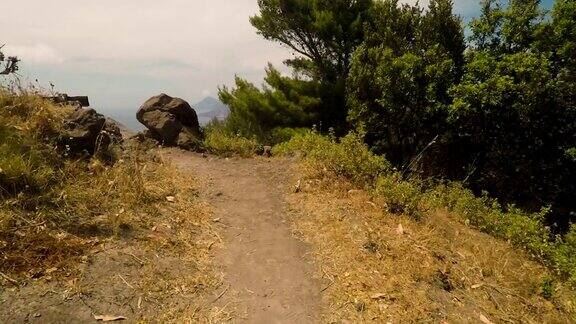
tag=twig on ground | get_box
[208,241,217,250]
[321,281,334,292]
[0,271,18,284]
[118,275,135,290]
[120,251,146,265]
[212,284,230,303]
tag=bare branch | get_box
[0,45,19,75]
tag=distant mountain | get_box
[105,117,135,139]
[194,96,230,125]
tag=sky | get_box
[2,0,554,129]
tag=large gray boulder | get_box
[136,94,201,149]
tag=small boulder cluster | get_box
[135,94,201,150]
[59,108,123,163]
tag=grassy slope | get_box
[276,131,576,321]
[0,92,226,321]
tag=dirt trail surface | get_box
[165,149,320,323]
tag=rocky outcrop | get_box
[136,94,201,149]
[60,108,122,161]
[61,108,105,155]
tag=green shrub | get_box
[274,131,390,188]
[551,225,576,284]
[426,183,553,257]
[203,125,259,158]
[374,174,424,218]
[540,276,555,300]
[273,130,332,157]
[269,127,309,145]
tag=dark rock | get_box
[103,118,123,142]
[61,108,106,155]
[176,127,201,150]
[136,94,201,149]
[60,108,123,162]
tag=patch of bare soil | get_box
[0,160,225,323]
[286,170,575,323]
[165,149,320,323]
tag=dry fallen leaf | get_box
[166,196,176,202]
[471,283,484,289]
[396,224,405,235]
[366,201,377,209]
[479,314,494,324]
[370,293,386,300]
[94,314,126,322]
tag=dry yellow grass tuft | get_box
[286,166,575,322]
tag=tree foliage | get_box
[347,0,576,227]
[220,0,374,134]
[218,64,320,142]
[250,0,371,81]
[447,0,576,227]
[347,0,465,165]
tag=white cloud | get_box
[4,44,64,64]
[1,0,288,102]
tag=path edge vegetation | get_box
[273,130,576,292]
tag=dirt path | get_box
[165,150,319,323]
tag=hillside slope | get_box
[0,93,225,322]
[163,150,574,322]
[287,174,574,322]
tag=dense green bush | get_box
[273,131,390,187]
[347,0,464,166]
[375,174,424,218]
[269,127,310,145]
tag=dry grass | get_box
[287,166,576,322]
[0,91,228,322]
[0,148,230,322]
